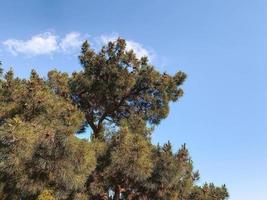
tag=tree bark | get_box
[114,185,120,200]
[86,114,103,140]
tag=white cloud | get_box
[2,32,86,56]
[59,32,84,52]
[3,32,58,56]
[126,40,150,59]
[2,32,154,60]
[99,33,153,60]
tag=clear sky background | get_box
[0,0,266,199]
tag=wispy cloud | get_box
[3,32,58,56]
[2,32,155,61]
[2,32,86,56]
[59,32,84,52]
[98,33,154,60]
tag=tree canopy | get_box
[49,39,186,139]
[0,39,229,200]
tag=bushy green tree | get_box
[68,38,186,139]
[0,69,96,199]
[0,38,229,200]
[106,126,153,200]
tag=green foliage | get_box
[107,127,153,199]
[68,38,186,139]
[0,69,84,135]
[37,189,56,200]
[139,143,197,200]
[0,69,96,199]
[107,127,153,181]
[189,184,229,200]
[0,39,228,200]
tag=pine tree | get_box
[189,183,229,200]
[0,39,229,200]
[106,126,153,200]
[0,70,96,199]
[68,38,186,139]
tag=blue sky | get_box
[0,0,266,199]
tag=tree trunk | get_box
[86,114,104,140]
[114,185,120,200]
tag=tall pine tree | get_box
[0,39,229,200]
